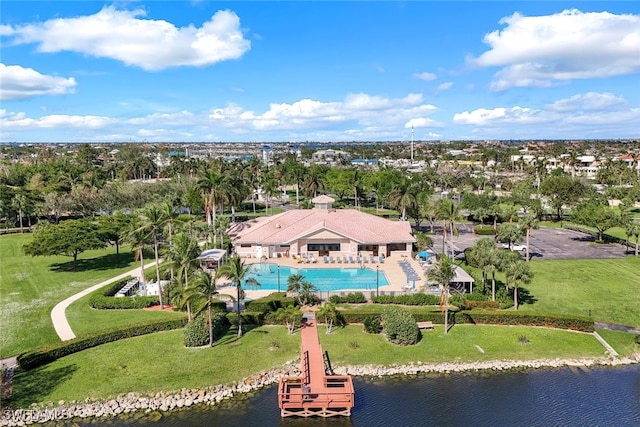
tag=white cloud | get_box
[470,9,640,89]
[3,6,251,71]
[0,63,77,101]
[413,71,437,81]
[453,106,544,126]
[435,82,453,92]
[405,118,441,128]
[547,92,627,112]
[1,112,112,129]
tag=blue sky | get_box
[1,1,639,143]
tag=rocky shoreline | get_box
[2,355,638,426]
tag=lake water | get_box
[55,365,640,426]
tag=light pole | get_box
[277,264,281,293]
[376,264,379,297]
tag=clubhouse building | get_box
[227,196,416,260]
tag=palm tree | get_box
[11,193,27,233]
[625,221,640,256]
[216,256,260,337]
[317,302,338,334]
[498,223,524,250]
[136,204,170,308]
[196,169,223,226]
[274,305,302,334]
[185,270,230,346]
[519,214,539,261]
[125,216,148,286]
[389,177,417,221]
[430,254,456,334]
[467,237,496,291]
[166,231,200,320]
[505,260,533,310]
[436,198,461,258]
[287,273,317,305]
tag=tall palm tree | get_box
[518,214,539,261]
[498,223,524,250]
[467,237,496,290]
[505,260,533,310]
[196,168,223,226]
[11,193,27,233]
[286,273,317,305]
[430,254,456,334]
[216,256,260,337]
[317,302,338,334]
[136,204,170,308]
[166,231,200,320]
[185,270,230,346]
[625,220,640,256]
[436,198,461,258]
[125,215,148,286]
[389,177,417,221]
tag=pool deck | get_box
[216,253,426,301]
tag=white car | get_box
[502,243,526,251]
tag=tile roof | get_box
[228,209,415,245]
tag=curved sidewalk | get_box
[51,263,155,341]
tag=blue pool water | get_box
[244,263,389,291]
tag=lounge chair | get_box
[323,256,329,263]
[363,256,368,263]
[311,255,317,263]
[356,256,361,263]
[343,255,348,263]
[370,255,375,264]
[349,256,355,263]
[379,255,385,263]
[336,256,342,263]
[329,256,335,263]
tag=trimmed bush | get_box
[363,315,382,334]
[245,292,296,313]
[382,307,421,345]
[18,318,187,370]
[329,292,367,304]
[227,311,265,327]
[89,278,159,310]
[372,293,440,306]
[457,310,594,332]
[474,225,497,235]
[184,310,229,347]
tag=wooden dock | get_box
[278,313,355,417]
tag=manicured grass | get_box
[518,258,640,327]
[595,329,640,358]
[11,324,607,407]
[0,234,146,357]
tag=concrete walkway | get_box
[51,262,159,341]
[592,331,619,357]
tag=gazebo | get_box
[198,249,227,271]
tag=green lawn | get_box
[595,329,640,358]
[518,258,640,327]
[0,233,153,357]
[11,324,608,407]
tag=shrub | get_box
[88,278,159,310]
[381,306,421,345]
[245,293,296,313]
[474,225,497,235]
[458,310,594,332]
[372,293,440,306]
[184,310,229,347]
[635,335,640,345]
[363,315,382,334]
[329,292,367,304]
[18,318,187,370]
[226,311,265,327]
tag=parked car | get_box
[501,243,526,251]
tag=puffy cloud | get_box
[453,106,544,125]
[469,9,640,89]
[547,92,627,112]
[3,6,250,70]
[0,63,77,100]
[1,112,112,128]
[413,71,437,81]
[404,118,441,128]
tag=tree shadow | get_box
[10,364,78,407]
[517,287,537,306]
[49,252,134,272]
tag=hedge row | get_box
[371,293,440,306]
[18,318,187,370]
[89,278,159,309]
[244,293,296,313]
[474,225,497,235]
[329,292,367,304]
[456,310,594,332]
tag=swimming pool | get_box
[244,263,390,291]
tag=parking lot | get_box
[431,224,628,260]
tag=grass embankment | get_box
[11,324,609,407]
[518,258,640,327]
[595,329,639,358]
[0,234,175,357]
